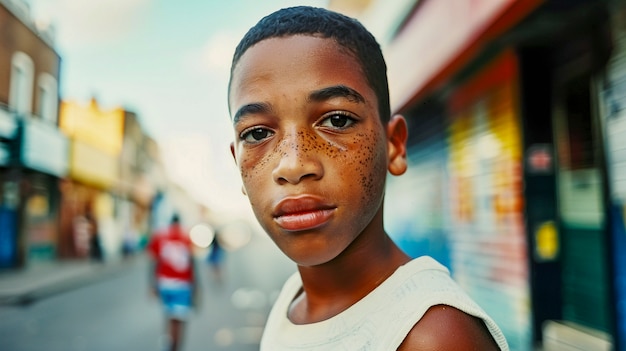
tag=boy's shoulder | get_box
[399,303,502,350]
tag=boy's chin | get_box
[282,247,345,268]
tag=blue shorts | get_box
[158,282,193,321]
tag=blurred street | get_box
[0,232,296,351]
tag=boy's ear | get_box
[387,114,408,176]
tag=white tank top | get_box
[261,256,509,350]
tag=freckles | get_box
[239,156,251,180]
[322,137,340,158]
[293,131,341,161]
[352,129,385,203]
[240,152,271,183]
[275,138,290,158]
[310,133,344,163]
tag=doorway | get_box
[552,65,612,335]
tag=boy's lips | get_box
[273,196,336,231]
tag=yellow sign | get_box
[59,99,124,156]
[535,221,559,261]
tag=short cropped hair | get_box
[229,6,390,123]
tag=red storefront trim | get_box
[387,0,543,113]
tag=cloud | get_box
[183,31,242,76]
[31,0,151,48]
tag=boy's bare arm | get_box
[397,305,500,351]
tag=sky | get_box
[28,0,330,219]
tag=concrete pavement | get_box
[0,256,136,306]
[0,232,294,308]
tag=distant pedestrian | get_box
[86,212,103,262]
[147,213,198,351]
[72,215,90,258]
[206,231,225,284]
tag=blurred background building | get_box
[327,0,626,350]
[0,0,207,268]
[0,0,66,267]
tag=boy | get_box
[228,6,508,350]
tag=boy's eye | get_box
[319,113,356,129]
[241,127,274,143]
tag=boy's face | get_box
[229,35,406,266]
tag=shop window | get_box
[37,73,58,124]
[9,52,34,116]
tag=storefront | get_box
[597,1,626,348]
[59,137,119,261]
[0,112,67,267]
[58,99,125,261]
[20,117,69,263]
[382,0,620,349]
[0,108,20,268]
[516,1,616,349]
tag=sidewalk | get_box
[0,256,137,306]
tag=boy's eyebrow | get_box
[308,85,365,104]
[233,102,272,124]
[233,85,364,123]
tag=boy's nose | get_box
[272,133,324,185]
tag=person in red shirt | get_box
[147,213,197,351]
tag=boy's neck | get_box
[291,225,410,324]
